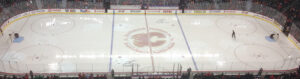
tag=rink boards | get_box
[0,9,300,73]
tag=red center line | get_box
[144,12,155,72]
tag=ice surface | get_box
[0,14,299,73]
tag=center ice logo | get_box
[125,28,174,53]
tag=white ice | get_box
[0,13,300,73]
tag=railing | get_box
[110,0,179,7]
[0,60,298,75]
[111,0,143,5]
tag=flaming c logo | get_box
[125,28,174,53]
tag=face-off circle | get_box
[2,44,64,73]
[125,28,174,53]
[234,44,285,69]
[16,44,64,63]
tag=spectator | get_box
[24,74,29,79]
[269,75,275,79]
[30,70,33,79]
[89,73,94,79]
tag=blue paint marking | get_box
[13,37,24,43]
[175,14,199,70]
[265,36,276,42]
[109,10,115,72]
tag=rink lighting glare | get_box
[61,22,70,24]
[125,18,129,21]
[46,22,55,26]
[288,55,292,59]
[56,55,77,58]
[55,53,219,59]
[47,18,56,26]
[217,61,225,66]
[79,55,97,58]
[48,63,58,70]
[193,22,201,25]
[48,63,58,66]
[172,18,177,20]
[194,53,220,57]
[79,17,103,23]
[55,54,219,59]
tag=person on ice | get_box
[0,28,3,36]
[270,33,279,40]
[232,30,236,40]
[270,33,275,39]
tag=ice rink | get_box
[1,13,300,73]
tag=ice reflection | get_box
[79,17,103,23]
[45,18,56,26]
[48,63,58,70]
[217,61,226,66]
[55,53,220,59]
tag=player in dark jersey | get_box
[232,30,236,40]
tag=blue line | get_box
[109,10,115,72]
[175,14,199,70]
